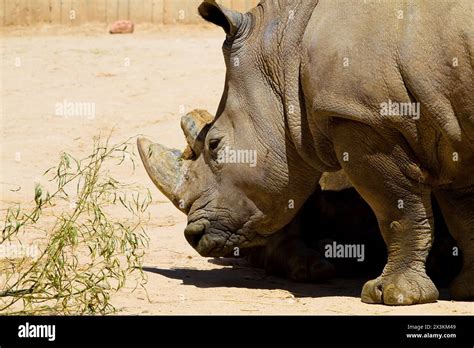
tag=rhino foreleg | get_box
[333,121,439,305]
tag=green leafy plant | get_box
[0,135,151,314]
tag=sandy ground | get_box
[1,25,472,315]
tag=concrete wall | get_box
[0,0,260,26]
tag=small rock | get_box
[109,20,135,34]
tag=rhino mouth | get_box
[185,212,267,257]
[184,219,210,250]
[185,218,233,257]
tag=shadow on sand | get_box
[144,264,365,299]
[144,258,451,300]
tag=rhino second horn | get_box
[180,109,213,157]
[137,137,185,211]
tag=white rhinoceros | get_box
[138,0,473,305]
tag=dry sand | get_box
[1,25,472,315]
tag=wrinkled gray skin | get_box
[138,0,473,305]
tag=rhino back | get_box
[300,0,473,186]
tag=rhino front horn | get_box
[180,109,213,158]
[137,137,185,211]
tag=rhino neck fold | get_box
[259,0,324,171]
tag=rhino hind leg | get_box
[333,121,439,305]
[434,188,474,300]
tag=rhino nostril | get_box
[184,223,207,247]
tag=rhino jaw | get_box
[137,137,185,211]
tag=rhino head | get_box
[138,1,321,257]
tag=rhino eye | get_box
[208,138,221,151]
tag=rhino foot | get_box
[361,270,439,305]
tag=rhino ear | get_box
[198,0,243,37]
